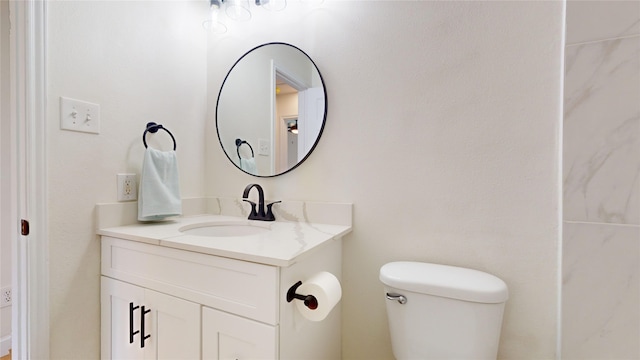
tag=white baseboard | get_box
[0,335,10,356]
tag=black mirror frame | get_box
[215,42,328,177]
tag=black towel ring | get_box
[235,138,254,159]
[143,122,176,151]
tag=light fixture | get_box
[259,0,287,12]
[287,120,298,134]
[203,0,228,33]
[205,0,288,29]
[225,0,252,21]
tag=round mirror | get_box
[216,42,327,177]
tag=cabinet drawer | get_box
[102,236,279,324]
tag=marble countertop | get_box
[97,214,352,267]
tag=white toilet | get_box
[379,261,509,360]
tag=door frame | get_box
[276,115,298,173]
[9,1,49,358]
[270,61,309,174]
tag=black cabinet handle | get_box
[129,302,140,344]
[141,306,151,348]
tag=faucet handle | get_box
[265,201,281,221]
[242,199,258,217]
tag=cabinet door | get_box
[102,277,201,360]
[145,289,201,360]
[202,307,277,360]
[101,277,146,360]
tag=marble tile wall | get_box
[563,1,640,358]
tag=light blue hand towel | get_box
[239,157,257,175]
[138,148,182,221]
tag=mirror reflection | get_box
[216,42,327,177]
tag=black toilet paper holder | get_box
[286,281,318,310]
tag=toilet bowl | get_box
[379,261,508,360]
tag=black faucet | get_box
[242,184,281,221]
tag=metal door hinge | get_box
[21,219,30,235]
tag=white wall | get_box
[46,1,208,358]
[207,1,564,358]
[0,0,12,354]
[562,1,640,358]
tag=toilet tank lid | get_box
[379,261,508,303]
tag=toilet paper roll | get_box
[295,272,342,322]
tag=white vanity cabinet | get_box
[100,233,342,360]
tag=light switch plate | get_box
[60,97,101,134]
[258,139,270,156]
[1,287,11,307]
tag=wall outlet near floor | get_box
[1,287,11,307]
[117,174,137,201]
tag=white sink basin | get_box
[179,221,271,237]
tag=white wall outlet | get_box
[1,287,11,307]
[258,138,270,156]
[60,96,101,134]
[117,174,137,201]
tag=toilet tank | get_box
[380,262,509,360]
